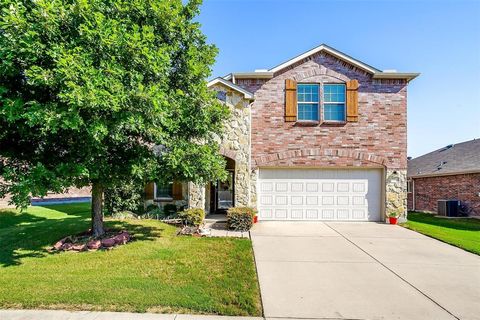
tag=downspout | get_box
[412,179,415,211]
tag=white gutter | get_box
[409,169,480,179]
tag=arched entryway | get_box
[209,156,235,214]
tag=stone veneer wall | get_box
[386,169,407,219]
[188,182,205,209]
[188,83,252,211]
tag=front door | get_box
[215,170,234,213]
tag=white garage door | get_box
[257,168,383,221]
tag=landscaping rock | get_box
[101,238,116,248]
[87,239,101,250]
[61,243,73,251]
[113,232,129,244]
[72,244,86,251]
[53,238,66,250]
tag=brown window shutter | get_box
[285,79,297,122]
[172,181,183,200]
[346,79,359,122]
[145,182,154,200]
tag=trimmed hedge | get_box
[227,207,256,231]
[178,208,205,226]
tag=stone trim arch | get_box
[219,147,238,162]
[292,65,350,83]
[253,148,388,168]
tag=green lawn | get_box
[0,203,262,315]
[401,212,480,255]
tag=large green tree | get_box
[0,0,229,236]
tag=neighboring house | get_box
[0,186,91,207]
[146,44,419,221]
[407,139,480,216]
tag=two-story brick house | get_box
[147,44,419,221]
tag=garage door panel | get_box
[291,209,303,219]
[275,195,288,205]
[337,209,350,220]
[291,183,303,192]
[337,182,349,192]
[305,209,319,219]
[352,209,367,220]
[306,183,318,192]
[337,196,349,205]
[321,209,335,219]
[261,182,274,192]
[291,196,303,205]
[275,182,288,192]
[275,208,287,219]
[322,182,335,192]
[257,169,382,221]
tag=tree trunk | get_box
[91,181,105,237]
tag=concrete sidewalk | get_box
[0,310,262,320]
[251,221,480,320]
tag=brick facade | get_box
[236,52,408,170]
[229,51,411,217]
[408,173,480,216]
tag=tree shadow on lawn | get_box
[0,210,164,267]
[407,212,480,232]
[0,210,48,230]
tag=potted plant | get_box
[388,211,399,225]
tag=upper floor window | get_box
[323,84,346,122]
[297,84,319,121]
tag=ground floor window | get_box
[155,181,173,199]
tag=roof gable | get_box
[223,43,419,82]
[207,77,254,100]
[269,44,381,74]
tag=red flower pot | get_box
[389,217,398,225]
[253,215,258,223]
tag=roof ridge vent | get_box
[439,144,454,152]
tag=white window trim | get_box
[322,83,347,123]
[154,182,174,201]
[297,83,320,121]
[296,83,347,123]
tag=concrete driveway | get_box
[251,222,480,320]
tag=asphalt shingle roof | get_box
[407,138,480,178]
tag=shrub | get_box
[142,208,165,220]
[145,203,158,213]
[104,180,145,215]
[163,203,178,216]
[111,210,138,220]
[178,208,205,226]
[227,207,256,231]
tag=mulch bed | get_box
[51,229,131,252]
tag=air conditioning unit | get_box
[437,200,460,217]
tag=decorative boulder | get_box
[61,243,73,251]
[114,232,130,244]
[72,244,86,251]
[101,238,116,248]
[87,239,101,250]
[53,238,67,250]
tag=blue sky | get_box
[197,0,480,158]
